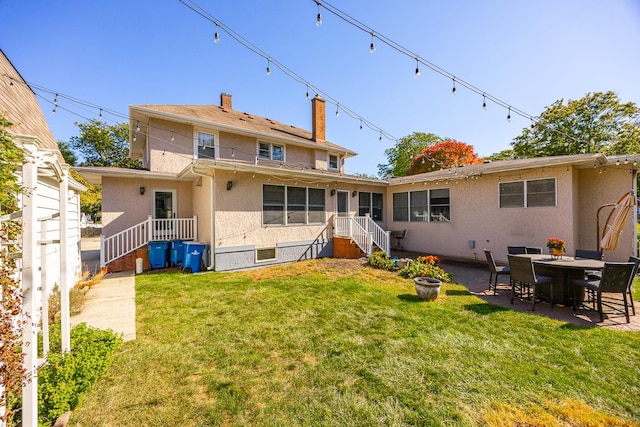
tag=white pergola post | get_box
[21,143,39,427]
[59,171,71,352]
[40,219,49,357]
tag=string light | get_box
[507,107,511,122]
[171,130,175,141]
[306,85,310,100]
[266,58,271,76]
[316,1,322,26]
[414,58,420,78]
[369,32,375,53]
[482,94,487,110]
[53,94,58,106]
[359,119,363,131]
[451,79,456,96]
[335,104,339,117]
[99,108,103,120]
[133,133,137,142]
[136,120,140,132]
[214,22,220,43]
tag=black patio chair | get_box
[627,256,639,316]
[507,255,553,311]
[571,262,635,323]
[507,246,527,255]
[484,249,510,295]
[525,246,542,254]
[393,230,406,251]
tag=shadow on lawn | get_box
[463,303,512,316]
[397,293,424,302]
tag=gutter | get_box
[189,163,216,271]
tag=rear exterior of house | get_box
[77,93,638,273]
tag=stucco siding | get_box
[147,119,194,173]
[219,131,255,162]
[577,167,636,262]
[102,177,193,238]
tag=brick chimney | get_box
[220,93,232,110]
[312,94,325,142]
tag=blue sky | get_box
[2,0,639,176]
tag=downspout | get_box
[189,163,216,271]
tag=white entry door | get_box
[336,190,349,217]
[153,189,176,238]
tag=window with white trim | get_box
[392,188,450,222]
[258,142,284,161]
[256,247,276,262]
[358,192,383,221]
[328,154,339,170]
[197,132,215,159]
[263,185,326,226]
[499,178,556,208]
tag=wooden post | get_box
[21,143,39,427]
[40,220,49,357]
[59,171,70,352]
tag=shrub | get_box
[37,324,122,424]
[367,251,396,271]
[399,257,452,282]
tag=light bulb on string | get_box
[359,119,363,131]
[171,130,175,141]
[369,32,375,53]
[624,159,629,165]
[136,121,140,132]
[214,22,220,43]
[506,107,511,122]
[54,94,58,106]
[99,108,103,120]
[133,133,137,142]
[482,94,487,110]
[379,131,382,143]
[266,58,271,76]
[414,58,420,78]
[335,104,339,117]
[316,2,322,26]
[52,106,56,115]
[451,79,456,95]
[616,159,620,166]
[306,85,310,100]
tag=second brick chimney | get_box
[312,94,325,143]
[220,93,232,110]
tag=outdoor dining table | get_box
[516,254,605,307]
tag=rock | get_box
[53,411,72,427]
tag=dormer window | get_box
[258,142,284,161]
[197,132,215,159]
[328,154,339,170]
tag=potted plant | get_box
[398,255,451,301]
[546,237,566,259]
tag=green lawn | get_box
[70,259,640,426]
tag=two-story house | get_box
[77,93,638,272]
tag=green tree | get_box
[377,132,443,178]
[70,120,141,168]
[511,91,640,158]
[57,140,77,166]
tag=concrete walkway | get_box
[71,238,136,341]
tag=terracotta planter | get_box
[413,277,442,301]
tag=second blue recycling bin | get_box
[148,241,169,269]
[183,242,205,273]
[170,240,186,267]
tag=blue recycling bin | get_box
[183,242,205,273]
[148,241,169,269]
[170,240,186,267]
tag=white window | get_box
[256,247,277,262]
[262,185,326,226]
[392,189,450,222]
[358,192,384,221]
[328,154,339,169]
[197,132,215,159]
[258,142,284,161]
[500,178,556,208]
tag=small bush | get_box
[399,257,452,282]
[37,324,122,424]
[367,251,396,271]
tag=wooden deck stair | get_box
[105,245,150,273]
[333,236,366,259]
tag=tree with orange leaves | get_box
[407,140,484,175]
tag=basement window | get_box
[256,247,276,262]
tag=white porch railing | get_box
[333,214,391,256]
[101,216,197,266]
